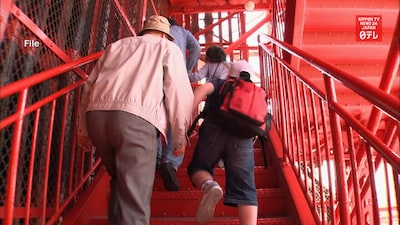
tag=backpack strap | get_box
[258,135,268,168]
[210,63,220,80]
[259,113,273,168]
[187,110,205,136]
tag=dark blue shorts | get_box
[187,118,258,206]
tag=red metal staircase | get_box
[65,129,298,225]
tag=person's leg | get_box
[156,137,162,168]
[190,170,212,187]
[86,111,119,224]
[237,205,258,225]
[223,136,258,225]
[107,178,119,225]
[187,119,226,223]
[159,124,183,191]
[191,170,223,223]
[110,111,158,225]
[161,124,184,170]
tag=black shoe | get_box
[159,163,180,191]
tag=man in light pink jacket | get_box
[78,15,193,225]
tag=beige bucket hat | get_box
[138,15,175,41]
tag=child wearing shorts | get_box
[188,60,258,224]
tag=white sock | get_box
[200,179,214,192]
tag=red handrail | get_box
[1,51,103,225]
[0,51,103,99]
[258,36,399,122]
[258,31,399,225]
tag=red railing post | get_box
[5,89,28,225]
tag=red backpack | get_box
[216,76,269,138]
[187,75,271,138]
[187,74,272,167]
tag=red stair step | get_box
[181,148,268,167]
[150,188,287,217]
[153,167,278,191]
[150,217,294,225]
[89,216,294,225]
[86,127,290,225]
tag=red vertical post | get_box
[5,89,28,225]
[55,95,69,213]
[323,76,351,225]
[240,12,248,60]
[40,101,56,225]
[366,16,399,133]
[141,0,148,29]
[24,109,40,225]
[88,1,103,55]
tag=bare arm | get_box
[189,64,209,82]
[192,82,215,114]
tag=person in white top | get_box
[78,15,193,225]
[189,45,231,82]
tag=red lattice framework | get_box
[0,1,145,224]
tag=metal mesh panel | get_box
[0,124,13,202]
[1,0,143,223]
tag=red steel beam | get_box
[226,13,271,54]
[0,0,13,41]
[9,5,88,78]
[169,3,270,15]
[149,0,159,15]
[193,12,238,39]
[110,0,137,35]
[366,16,400,133]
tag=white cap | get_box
[229,60,255,77]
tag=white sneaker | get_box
[196,181,223,223]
